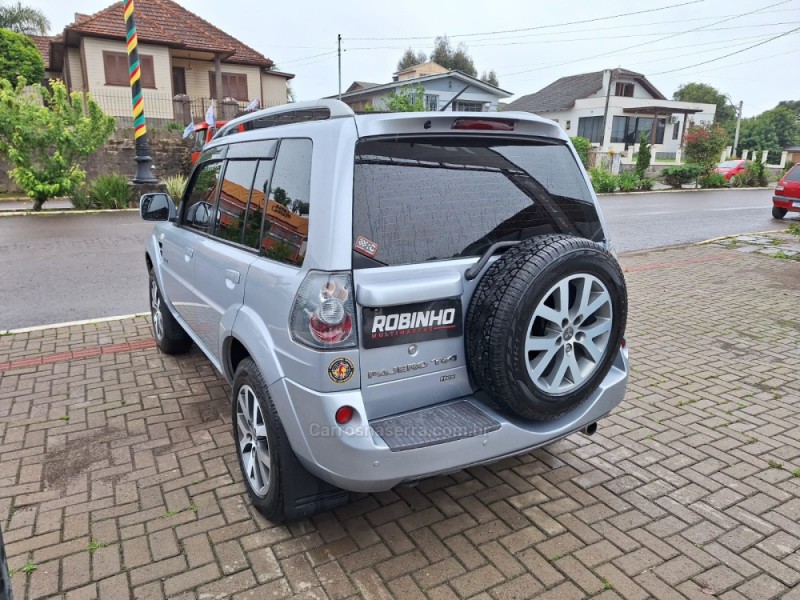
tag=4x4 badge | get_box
[328,357,355,384]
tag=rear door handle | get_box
[225,269,241,284]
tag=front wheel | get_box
[772,206,788,219]
[149,273,191,354]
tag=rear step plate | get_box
[371,401,501,452]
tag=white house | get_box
[338,62,512,112]
[507,68,716,158]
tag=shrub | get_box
[661,164,704,188]
[617,171,640,192]
[164,174,187,201]
[164,122,184,132]
[638,177,654,191]
[698,173,727,188]
[89,173,132,209]
[683,123,729,172]
[784,160,795,175]
[70,185,94,210]
[731,159,768,187]
[635,132,651,178]
[571,136,591,167]
[0,28,44,83]
[589,167,618,193]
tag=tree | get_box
[397,47,427,71]
[738,106,800,158]
[272,186,290,206]
[384,83,425,112]
[682,123,729,172]
[0,1,49,34]
[430,36,477,77]
[481,69,499,87]
[673,82,736,125]
[0,28,44,83]
[776,100,800,118]
[0,78,115,210]
[635,131,651,178]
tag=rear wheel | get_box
[149,273,192,354]
[232,358,348,522]
[772,206,788,219]
[466,235,627,421]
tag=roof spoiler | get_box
[213,99,355,139]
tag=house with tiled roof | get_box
[33,0,294,125]
[506,68,716,158]
[339,62,512,113]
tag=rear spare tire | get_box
[466,235,627,421]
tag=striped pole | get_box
[124,0,157,183]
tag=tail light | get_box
[290,271,357,349]
[776,185,785,195]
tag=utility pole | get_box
[600,69,613,149]
[337,34,342,100]
[732,100,743,158]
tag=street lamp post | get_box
[124,0,158,184]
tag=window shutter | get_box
[140,55,156,89]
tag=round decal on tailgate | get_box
[328,357,355,384]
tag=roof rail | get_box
[213,99,355,139]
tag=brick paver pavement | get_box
[2,243,800,599]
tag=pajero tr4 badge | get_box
[362,299,462,349]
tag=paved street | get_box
[2,243,800,599]
[0,188,792,331]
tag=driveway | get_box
[0,189,790,331]
[2,243,800,599]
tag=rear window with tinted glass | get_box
[353,137,602,266]
[786,165,800,182]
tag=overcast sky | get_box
[31,0,800,117]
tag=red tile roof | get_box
[65,0,273,67]
[29,35,56,70]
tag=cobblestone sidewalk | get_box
[1,243,800,600]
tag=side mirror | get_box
[140,193,177,222]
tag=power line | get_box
[279,50,338,65]
[346,0,705,41]
[499,0,792,79]
[650,24,800,74]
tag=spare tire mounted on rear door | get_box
[466,234,627,421]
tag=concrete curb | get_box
[696,229,787,245]
[597,187,774,197]
[0,208,139,217]
[2,313,149,335]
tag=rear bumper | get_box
[271,347,629,492]
[773,195,800,211]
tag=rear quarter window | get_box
[353,137,603,267]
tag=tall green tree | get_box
[0,78,115,210]
[673,82,736,124]
[0,27,43,83]
[738,106,800,156]
[776,100,800,118]
[481,69,499,87]
[0,1,49,34]
[430,36,477,76]
[396,47,428,71]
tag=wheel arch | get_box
[223,306,285,386]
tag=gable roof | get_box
[63,0,273,67]
[507,68,666,113]
[29,35,57,70]
[338,70,512,101]
[346,81,381,93]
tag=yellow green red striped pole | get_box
[124,0,157,183]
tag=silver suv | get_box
[140,100,629,522]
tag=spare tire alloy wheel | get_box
[526,273,612,395]
[466,235,627,421]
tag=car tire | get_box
[149,272,192,355]
[232,358,348,522]
[466,235,627,421]
[772,206,788,219]
[0,524,12,600]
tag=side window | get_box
[213,160,258,245]
[182,162,222,233]
[244,160,274,249]
[260,139,312,266]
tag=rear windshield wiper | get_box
[464,241,520,281]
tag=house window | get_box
[103,51,155,88]
[615,82,634,97]
[672,121,680,140]
[454,100,483,112]
[611,116,666,145]
[577,116,603,144]
[424,94,438,111]
[209,72,249,101]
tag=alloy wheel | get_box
[150,279,164,341]
[236,384,271,497]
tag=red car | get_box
[772,164,800,219]
[714,159,750,181]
